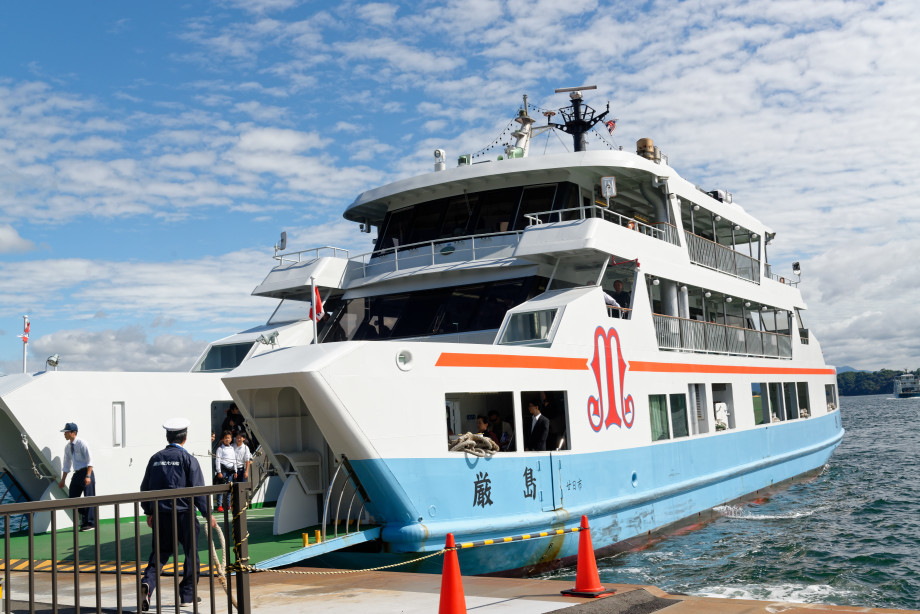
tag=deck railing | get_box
[653,314,792,359]
[684,231,760,283]
[527,205,681,245]
[274,245,351,265]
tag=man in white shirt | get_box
[214,430,236,512]
[233,431,253,483]
[58,422,96,531]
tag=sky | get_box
[1,0,918,374]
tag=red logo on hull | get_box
[588,326,634,431]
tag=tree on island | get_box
[837,368,920,396]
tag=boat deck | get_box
[0,507,358,573]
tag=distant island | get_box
[837,368,919,396]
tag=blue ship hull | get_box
[339,411,843,576]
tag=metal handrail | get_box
[653,313,792,359]
[321,456,371,541]
[357,229,524,275]
[684,230,760,283]
[526,205,672,243]
[274,245,351,265]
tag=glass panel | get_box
[195,342,254,372]
[512,185,557,230]
[268,298,313,324]
[471,187,521,234]
[438,194,475,238]
[377,207,414,251]
[751,383,768,425]
[796,382,811,418]
[391,288,450,337]
[499,309,558,344]
[825,384,838,410]
[406,199,445,245]
[649,395,670,441]
[669,393,689,438]
[768,382,784,421]
[783,382,798,419]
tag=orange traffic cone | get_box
[561,515,614,598]
[438,533,467,614]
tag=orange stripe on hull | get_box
[629,361,836,376]
[435,353,589,370]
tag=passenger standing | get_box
[525,402,550,451]
[58,422,96,531]
[233,431,253,484]
[139,418,216,611]
[214,430,236,512]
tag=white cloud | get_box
[0,225,35,253]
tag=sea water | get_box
[543,393,920,610]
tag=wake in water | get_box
[698,583,856,604]
[713,504,824,520]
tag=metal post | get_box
[311,277,318,344]
[231,481,251,614]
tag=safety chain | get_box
[224,548,449,575]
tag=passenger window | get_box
[520,391,568,451]
[796,382,811,418]
[751,383,769,425]
[825,384,838,411]
[711,383,735,430]
[445,392,516,452]
[669,393,689,438]
[649,394,670,440]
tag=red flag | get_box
[308,286,324,322]
[21,318,29,343]
[605,120,616,135]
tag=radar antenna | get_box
[548,85,610,152]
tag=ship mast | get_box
[550,85,609,152]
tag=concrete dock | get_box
[5,566,916,613]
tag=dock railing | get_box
[1,481,251,614]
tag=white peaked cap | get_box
[163,417,191,431]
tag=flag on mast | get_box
[20,316,30,344]
[308,286,324,322]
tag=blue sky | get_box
[1,0,919,373]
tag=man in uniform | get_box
[58,422,96,531]
[139,418,217,611]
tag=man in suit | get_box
[526,401,550,451]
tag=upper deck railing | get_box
[527,205,681,246]
[653,313,792,359]
[274,246,351,265]
[684,231,760,283]
[763,263,801,287]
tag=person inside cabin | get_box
[525,401,550,451]
[476,415,499,446]
[221,404,242,437]
[611,280,631,308]
[488,410,513,451]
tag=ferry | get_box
[0,302,324,530]
[893,373,920,398]
[220,87,845,575]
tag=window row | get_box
[375,182,579,252]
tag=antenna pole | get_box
[20,315,29,374]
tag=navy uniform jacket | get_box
[140,444,211,518]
